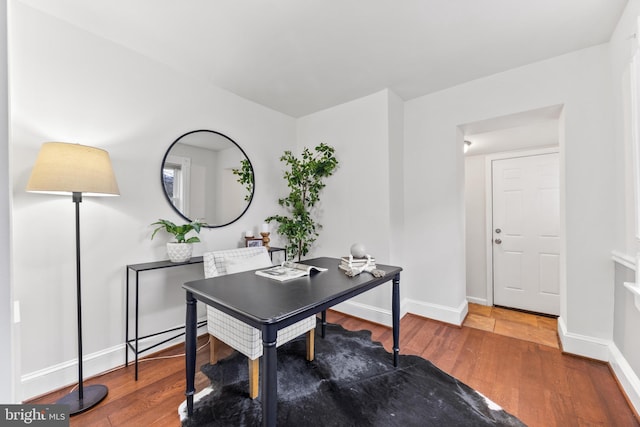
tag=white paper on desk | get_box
[255,261,327,282]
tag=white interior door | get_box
[492,153,560,315]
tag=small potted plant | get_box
[151,219,205,262]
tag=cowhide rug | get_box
[180,322,526,426]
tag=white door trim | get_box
[484,146,560,307]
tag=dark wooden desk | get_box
[183,256,402,427]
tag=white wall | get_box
[405,43,616,353]
[464,155,486,304]
[403,98,468,324]
[388,91,405,267]
[611,0,640,255]
[295,90,399,324]
[0,0,16,404]
[10,2,296,400]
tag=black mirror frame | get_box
[160,129,255,228]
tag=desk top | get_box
[183,257,402,329]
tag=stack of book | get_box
[339,255,376,272]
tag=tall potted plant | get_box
[151,219,205,262]
[266,143,338,261]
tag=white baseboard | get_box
[405,298,468,326]
[21,343,125,401]
[609,342,640,414]
[331,299,410,327]
[331,298,468,327]
[21,317,208,401]
[557,317,640,413]
[557,317,610,361]
[466,296,488,305]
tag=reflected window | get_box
[163,155,191,217]
[163,165,180,210]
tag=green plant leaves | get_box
[231,158,254,202]
[150,219,204,243]
[266,143,338,261]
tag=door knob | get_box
[494,238,502,244]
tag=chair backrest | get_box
[203,246,271,278]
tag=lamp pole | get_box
[56,192,108,414]
[74,192,83,401]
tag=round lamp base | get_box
[56,384,108,415]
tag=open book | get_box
[255,261,328,282]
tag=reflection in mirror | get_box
[161,130,254,227]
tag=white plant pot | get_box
[167,242,193,263]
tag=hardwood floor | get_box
[29,310,639,426]
[463,303,560,349]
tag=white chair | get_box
[204,246,316,399]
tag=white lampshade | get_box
[26,142,120,196]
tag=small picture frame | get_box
[246,238,263,247]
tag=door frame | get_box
[484,146,560,307]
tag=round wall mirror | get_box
[161,130,254,227]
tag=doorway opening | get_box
[461,105,564,325]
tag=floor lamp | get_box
[26,142,120,415]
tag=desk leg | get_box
[185,291,197,417]
[321,310,326,338]
[261,325,277,427]
[392,273,400,367]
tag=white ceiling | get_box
[464,120,559,156]
[462,105,563,156]
[17,0,628,118]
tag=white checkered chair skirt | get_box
[204,246,316,398]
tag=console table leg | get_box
[125,267,129,367]
[261,325,277,427]
[135,271,140,380]
[392,273,400,367]
[185,291,197,416]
